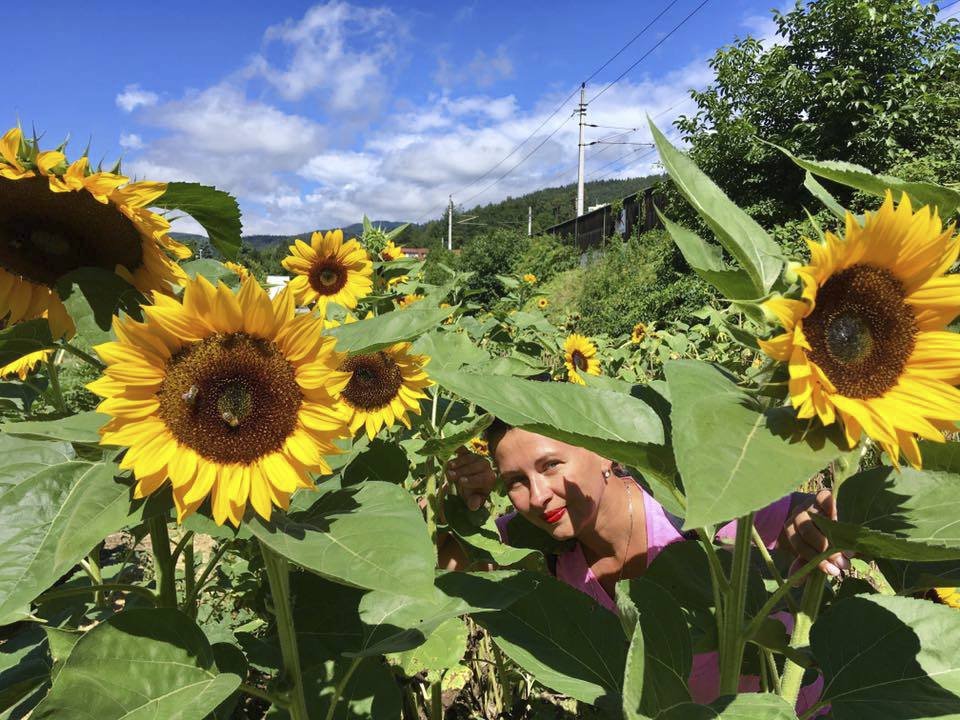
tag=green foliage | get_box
[515,234,578,284]
[671,0,960,226]
[456,228,530,304]
[577,231,715,336]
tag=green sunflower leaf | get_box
[814,464,960,561]
[803,171,848,220]
[153,182,242,260]
[665,359,849,530]
[0,459,133,625]
[55,267,146,346]
[31,609,240,720]
[649,119,783,296]
[2,411,108,444]
[772,143,960,218]
[329,306,454,354]
[812,595,960,720]
[651,694,797,720]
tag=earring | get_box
[602,469,611,480]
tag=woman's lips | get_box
[543,507,566,524]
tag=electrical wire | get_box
[587,0,713,105]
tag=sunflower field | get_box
[2,114,960,720]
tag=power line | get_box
[587,0,713,105]
[937,0,960,12]
[415,0,687,222]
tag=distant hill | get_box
[171,177,658,253]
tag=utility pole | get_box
[447,195,453,251]
[576,83,587,217]
[528,206,532,237]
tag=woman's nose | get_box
[528,474,553,508]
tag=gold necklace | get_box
[616,477,635,586]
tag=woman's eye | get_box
[544,460,560,471]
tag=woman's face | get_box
[494,427,610,539]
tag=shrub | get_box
[515,234,578,284]
[456,228,530,304]
[577,230,715,336]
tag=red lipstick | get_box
[543,507,566,524]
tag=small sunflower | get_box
[759,191,960,467]
[0,127,190,339]
[397,293,423,309]
[563,333,600,385]
[631,322,648,344]
[387,274,409,289]
[468,437,488,456]
[934,587,960,609]
[281,229,373,313]
[537,298,549,310]
[224,261,250,281]
[522,273,537,284]
[338,343,432,439]
[88,276,352,526]
[381,240,404,261]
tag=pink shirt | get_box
[495,484,825,712]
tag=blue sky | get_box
[8,1,956,234]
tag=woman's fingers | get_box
[785,491,849,576]
[445,447,497,510]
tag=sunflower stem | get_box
[182,539,196,618]
[324,656,362,720]
[718,513,753,696]
[751,526,800,615]
[779,573,826,706]
[58,341,106,371]
[185,540,232,608]
[147,516,177,608]
[45,356,66,413]
[35,582,157,606]
[425,463,438,548]
[81,545,105,608]
[239,683,288,708]
[260,542,309,720]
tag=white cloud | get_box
[247,1,400,110]
[435,45,514,89]
[119,133,144,150]
[116,84,159,112]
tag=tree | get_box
[670,0,960,226]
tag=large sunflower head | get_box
[281,229,373,312]
[630,322,648,344]
[759,191,960,468]
[563,333,600,385]
[88,276,352,526]
[0,127,190,340]
[338,342,432,439]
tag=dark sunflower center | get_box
[157,332,302,463]
[0,176,143,286]
[308,258,348,295]
[803,263,917,399]
[340,352,403,410]
[571,350,587,371]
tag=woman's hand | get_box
[782,489,851,577]
[446,447,497,510]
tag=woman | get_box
[441,419,844,708]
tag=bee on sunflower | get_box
[88,275,352,526]
[281,229,373,314]
[759,191,960,467]
[563,333,601,385]
[337,343,432,439]
[0,127,190,339]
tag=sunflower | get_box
[224,261,250,281]
[387,274,409,289]
[468,437,488,456]
[381,240,404,261]
[631,322,647,344]
[338,343,432,439]
[537,298,549,310]
[0,348,52,380]
[397,293,423,309]
[523,273,537,284]
[563,333,600,385]
[934,587,960,609]
[0,127,190,339]
[88,276,352,526]
[281,229,373,313]
[759,191,960,467]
